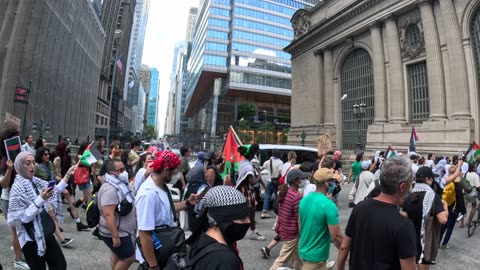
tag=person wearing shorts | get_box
[98,159,136,270]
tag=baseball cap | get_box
[361,160,372,170]
[197,151,206,161]
[313,168,341,184]
[286,169,310,185]
[416,166,438,180]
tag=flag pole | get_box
[229,125,243,146]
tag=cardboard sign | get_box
[316,132,332,153]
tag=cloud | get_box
[142,0,197,136]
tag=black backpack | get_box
[365,180,381,200]
[156,243,231,270]
[86,194,100,228]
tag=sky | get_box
[141,0,198,137]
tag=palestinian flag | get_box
[4,136,21,161]
[409,126,419,153]
[80,142,102,166]
[385,145,398,159]
[466,141,480,163]
[221,126,243,178]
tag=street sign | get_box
[14,86,29,103]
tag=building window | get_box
[341,49,374,150]
[406,24,422,49]
[472,8,480,94]
[407,62,429,124]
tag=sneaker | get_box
[261,212,270,219]
[260,247,270,259]
[92,227,101,239]
[14,260,30,269]
[76,222,90,231]
[326,260,335,270]
[440,244,449,250]
[60,238,74,247]
[431,258,437,264]
[249,231,265,241]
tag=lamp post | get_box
[353,102,366,153]
[32,119,52,139]
[263,110,267,144]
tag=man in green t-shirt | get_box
[299,168,343,270]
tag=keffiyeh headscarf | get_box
[9,151,60,256]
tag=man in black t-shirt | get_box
[337,157,417,270]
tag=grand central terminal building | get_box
[285,0,480,154]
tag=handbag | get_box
[270,159,279,185]
[422,196,442,263]
[279,165,293,185]
[24,182,56,239]
[73,165,90,185]
[136,185,186,268]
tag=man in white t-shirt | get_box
[462,163,480,227]
[425,153,435,168]
[135,151,198,270]
[261,150,283,219]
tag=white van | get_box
[254,144,318,206]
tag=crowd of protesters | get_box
[2,117,480,270]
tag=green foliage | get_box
[280,128,289,145]
[238,103,256,120]
[237,119,253,143]
[143,125,157,140]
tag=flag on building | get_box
[409,126,419,153]
[385,145,398,159]
[466,141,480,163]
[79,142,102,166]
[222,126,243,177]
[128,80,134,88]
[116,57,123,72]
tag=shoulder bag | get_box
[136,185,187,269]
[24,182,56,239]
[422,196,441,263]
[270,159,279,185]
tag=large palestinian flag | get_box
[466,141,480,164]
[221,126,243,178]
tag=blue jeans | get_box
[263,181,278,212]
[440,207,459,246]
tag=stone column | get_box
[323,47,334,126]
[369,22,388,123]
[418,0,447,119]
[385,15,406,123]
[438,0,471,118]
[314,49,325,124]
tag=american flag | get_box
[116,57,123,72]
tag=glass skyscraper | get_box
[184,0,318,148]
[148,67,159,129]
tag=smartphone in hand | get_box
[47,180,56,189]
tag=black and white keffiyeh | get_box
[411,182,435,263]
[104,174,134,212]
[8,175,61,256]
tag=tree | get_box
[238,119,253,143]
[143,125,157,140]
[238,103,256,120]
[280,128,289,145]
[257,122,275,144]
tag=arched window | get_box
[341,49,374,150]
[472,8,480,92]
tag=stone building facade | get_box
[285,0,480,154]
[0,0,105,142]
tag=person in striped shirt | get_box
[269,169,309,270]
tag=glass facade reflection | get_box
[184,0,318,144]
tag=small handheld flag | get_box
[409,126,419,153]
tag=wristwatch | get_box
[184,199,192,207]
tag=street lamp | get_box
[263,110,267,144]
[353,102,366,152]
[32,119,52,139]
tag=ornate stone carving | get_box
[399,17,425,59]
[292,9,311,40]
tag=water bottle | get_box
[151,231,162,250]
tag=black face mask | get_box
[218,221,250,245]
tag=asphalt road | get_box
[1,183,480,269]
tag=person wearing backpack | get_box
[460,163,480,228]
[439,161,463,250]
[402,166,448,269]
[190,185,250,269]
[97,159,136,270]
